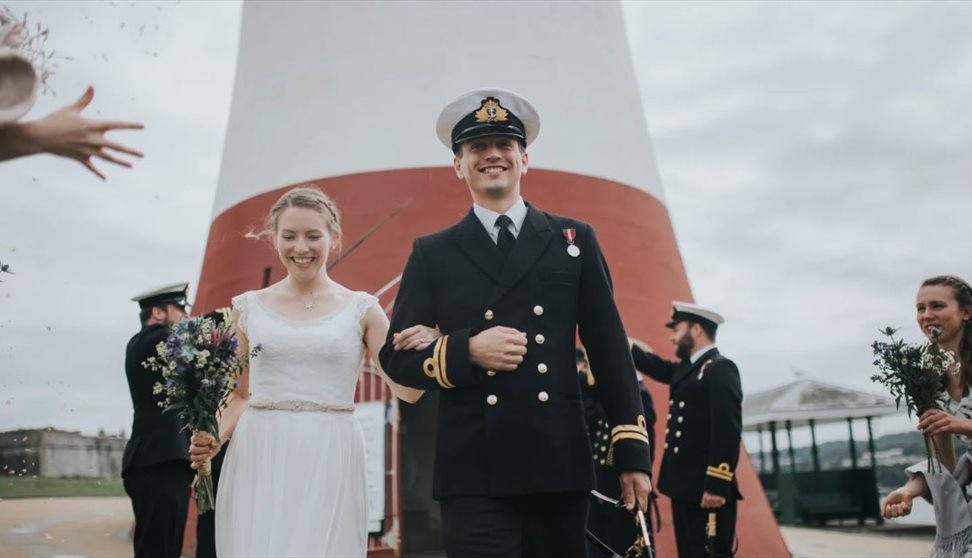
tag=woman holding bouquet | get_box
[882,275,972,556]
[188,186,426,557]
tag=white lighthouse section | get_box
[211,0,664,218]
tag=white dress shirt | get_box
[690,344,717,365]
[472,197,527,244]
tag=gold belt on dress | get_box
[248,400,354,413]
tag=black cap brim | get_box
[666,313,717,330]
[137,294,191,310]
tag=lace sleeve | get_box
[231,292,249,335]
[354,292,379,324]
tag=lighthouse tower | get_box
[193,2,786,556]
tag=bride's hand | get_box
[881,488,914,519]
[392,324,441,352]
[188,431,221,469]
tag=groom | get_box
[379,88,651,557]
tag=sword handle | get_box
[706,512,717,538]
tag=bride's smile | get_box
[274,206,334,279]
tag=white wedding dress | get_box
[215,290,373,557]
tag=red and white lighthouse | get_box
[192,2,787,556]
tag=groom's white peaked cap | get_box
[435,88,540,151]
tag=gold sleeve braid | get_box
[606,415,649,466]
[422,336,454,389]
[706,462,734,482]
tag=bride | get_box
[189,186,427,557]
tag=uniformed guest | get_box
[631,302,742,558]
[578,346,658,556]
[122,283,194,558]
[379,88,652,558]
[195,308,229,558]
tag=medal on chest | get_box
[563,228,580,257]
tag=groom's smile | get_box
[453,135,529,203]
[479,164,508,175]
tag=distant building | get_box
[0,428,125,478]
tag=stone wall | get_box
[0,428,125,479]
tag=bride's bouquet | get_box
[144,310,258,513]
[870,326,957,473]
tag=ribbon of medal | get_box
[563,228,580,257]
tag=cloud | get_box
[1,1,970,447]
[623,1,972,441]
[0,0,241,434]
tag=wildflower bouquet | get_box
[870,327,957,472]
[144,310,257,513]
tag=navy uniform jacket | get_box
[631,346,743,501]
[379,204,651,499]
[122,324,190,476]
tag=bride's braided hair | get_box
[922,275,972,386]
[249,185,343,252]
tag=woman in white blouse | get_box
[882,275,972,557]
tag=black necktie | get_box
[495,214,516,257]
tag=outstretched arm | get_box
[630,340,678,385]
[883,475,928,518]
[0,86,143,179]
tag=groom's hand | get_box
[701,491,726,509]
[619,470,651,512]
[469,326,527,371]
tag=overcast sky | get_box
[1,1,970,448]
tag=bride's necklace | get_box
[292,280,326,311]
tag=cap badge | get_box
[474,97,509,124]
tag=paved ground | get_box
[0,497,940,557]
[781,525,934,558]
[0,497,132,558]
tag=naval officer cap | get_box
[131,282,192,310]
[436,88,540,152]
[665,301,724,330]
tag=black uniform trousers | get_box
[122,459,194,558]
[671,498,736,558]
[194,440,229,558]
[440,491,589,558]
